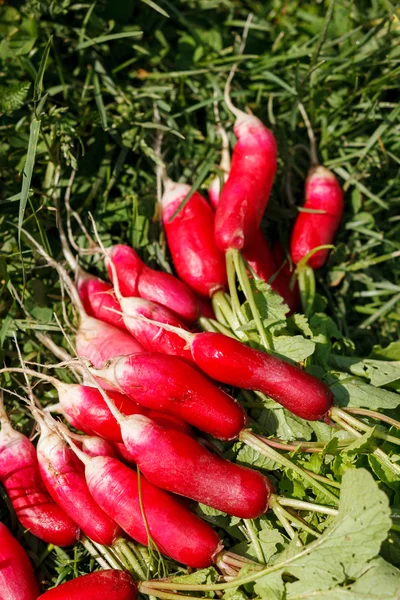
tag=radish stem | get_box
[273,501,321,538]
[239,430,339,505]
[277,497,338,516]
[332,406,400,446]
[330,413,400,477]
[243,520,265,564]
[80,537,112,570]
[231,250,272,349]
[344,408,400,431]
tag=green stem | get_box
[224,252,249,338]
[232,250,272,350]
[344,408,400,431]
[332,406,400,446]
[270,497,301,544]
[91,540,123,570]
[298,266,316,318]
[116,540,147,580]
[80,538,114,570]
[212,290,244,338]
[243,520,265,564]
[301,468,342,489]
[274,501,321,539]
[277,497,338,516]
[240,430,339,505]
[330,413,400,478]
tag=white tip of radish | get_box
[160,181,191,210]
[308,165,335,180]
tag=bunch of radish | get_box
[10,44,400,599]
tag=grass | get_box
[0,0,399,590]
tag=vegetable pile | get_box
[1,1,400,599]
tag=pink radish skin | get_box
[215,114,277,251]
[197,295,215,319]
[93,352,247,440]
[290,166,344,269]
[80,435,117,458]
[79,454,222,568]
[112,441,136,464]
[186,332,333,421]
[121,414,272,518]
[161,182,227,298]
[77,270,128,332]
[0,523,39,600]
[108,244,200,322]
[55,382,192,442]
[118,296,194,363]
[38,570,137,600]
[0,404,78,547]
[242,229,299,313]
[36,420,121,545]
[207,143,297,312]
[76,314,144,370]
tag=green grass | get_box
[0,0,400,592]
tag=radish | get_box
[290,104,344,269]
[121,327,333,422]
[104,412,273,519]
[76,269,128,332]
[61,439,222,569]
[30,406,122,546]
[38,570,137,600]
[214,97,277,251]
[76,314,144,370]
[22,229,144,371]
[107,244,199,323]
[0,397,78,547]
[207,129,297,312]
[242,229,299,313]
[160,180,227,298]
[0,369,192,443]
[92,352,247,440]
[105,293,194,363]
[0,523,39,600]
[72,432,117,458]
[290,166,344,268]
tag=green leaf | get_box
[247,278,289,334]
[273,335,315,363]
[18,118,41,244]
[327,372,400,410]
[0,81,30,114]
[254,469,392,599]
[330,354,400,387]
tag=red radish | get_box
[76,314,144,370]
[74,433,117,459]
[242,229,299,312]
[206,132,297,312]
[107,244,199,323]
[32,409,121,545]
[109,294,194,363]
[290,166,344,268]
[197,295,215,320]
[77,269,128,332]
[0,398,78,547]
[21,229,144,371]
[290,104,344,269]
[38,570,137,600]
[64,444,222,568]
[125,327,333,422]
[0,523,39,600]
[160,181,227,298]
[113,413,272,518]
[92,352,247,440]
[0,369,192,443]
[112,441,136,464]
[214,106,277,251]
